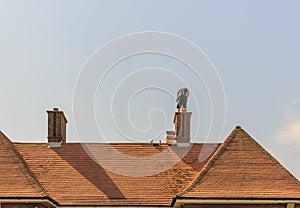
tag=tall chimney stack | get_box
[173,88,191,147]
[47,108,68,147]
[174,112,192,146]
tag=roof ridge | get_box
[177,126,246,197]
[178,126,300,198]
[0,131,48,197]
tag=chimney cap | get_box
[53,108,59,111]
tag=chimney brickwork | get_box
[47,108,67,146]
[174,112,192,144]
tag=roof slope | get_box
[14,142,219,206]
[0,131,47,198]
[179,126,300,199]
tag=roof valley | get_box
[177,126,241,197]
[177,126,300,198]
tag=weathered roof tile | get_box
[178,127,300,198]
[0,131,47,197]
[14,142,218,206]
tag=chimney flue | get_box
[47,108,68,148]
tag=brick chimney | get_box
[174,112,192,147]
[47,108,68,147]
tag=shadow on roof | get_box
[53,144,125,199]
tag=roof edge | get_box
[0,196,58,208]
[172,198,300,208]
[0,131,49,197]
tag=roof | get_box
[1,127,300,206]
[13,142,219,206]
[178,126,300,199]
[0,131,47,198]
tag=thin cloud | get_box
[276,119,300,147]
[275,101,300,147]
[268,101,300,180]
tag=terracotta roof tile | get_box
[2,126,300,206]
[179,126,300,199]
[14,142,219,206]
[0,131,47,198]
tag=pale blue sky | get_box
[0,0,300,179]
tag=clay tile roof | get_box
[178,126,300,199]
[0,131,47,198]
[3,126,300,206]
[14,141,219,206]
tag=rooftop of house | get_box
[1,126,300,207]
[1,108,300,207]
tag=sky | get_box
[0,0,300,179]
